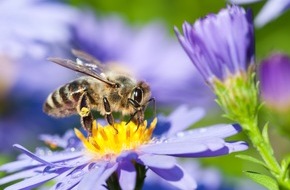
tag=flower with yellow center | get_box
[75,119,157,158]
[0,106,248,190]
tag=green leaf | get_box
[236,154,268,169]
[244,171,279,190]
[281,154,290,178]
[262,123,274,155]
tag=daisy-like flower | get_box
[174,5,257,124]
[0,106,247,190]
[229,0,290,27]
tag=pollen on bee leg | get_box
[79,107,90,117]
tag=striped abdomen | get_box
[43,78,100,117]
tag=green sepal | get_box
[236,154,267,169]
[244,171,279,190]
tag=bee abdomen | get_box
[44,83,78,117]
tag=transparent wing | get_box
[47,50,116,86]
[71,49,105,70]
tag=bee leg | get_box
[103,97,118,133]
[127,98,144,130]
[126,111,138,125]
[77,92,93,136]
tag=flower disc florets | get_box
[75,119,157,159]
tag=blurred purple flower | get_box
[174,5,255,85]
[0,106,247,189]
[0,0,81,95]
[72,12,213,107]
[260,53,290,111]
[229,0,290,27]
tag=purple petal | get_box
[255,0,290,27]
[78,162,118,189]
[176,5,254,82]
[0,159,36,173]
[118,161,136,190]
[175,141,248,157]
[140,137,247,157]
[0,166,46,185]
[116,151,138,162]
[169,123,242,141]
[166,106,205,137]
[13,144,56,167]
[140,138,225,155]
[149,164,197,189]
[5,172,60,190]
[0,147,86,173]
[50,166,88,190]
[137,154,176,169]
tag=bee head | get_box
[128,81,151,110]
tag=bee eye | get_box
[132,87,143,103]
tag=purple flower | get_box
[229,0,290,27]
[174,5,255,85]
[0,106,247,189]
[260,53,290,112]
[72,12,213,107]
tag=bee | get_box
[43,50,154,136]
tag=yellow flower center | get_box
[74,118,157,158]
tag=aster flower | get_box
[229,0,290,27]
[72,12,213,107]
[174,5,257,123]
[0,106,247,190]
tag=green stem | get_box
[245,120,281,174]
[243,118,290,189]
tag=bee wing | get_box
[47,57,116,87]
[71,49,105,69]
